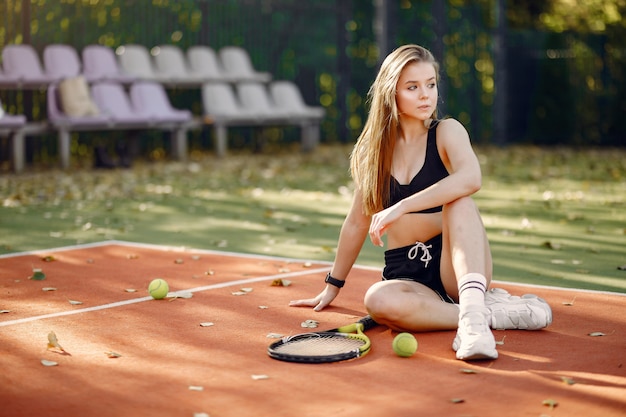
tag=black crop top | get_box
[387,121,449,214]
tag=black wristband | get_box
[325,273,345,288]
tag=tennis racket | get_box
[267,316,377,364]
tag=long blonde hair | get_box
[350,44,440,215]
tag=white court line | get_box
[0,266,331,328]
[1,240,623,329]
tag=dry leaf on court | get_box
[47,331,65,352]
[188,385,204,391]
[560,376,576,385]
[199,322,214,327]
[495,335,506,345]
[105,351,122,358]
[68,299,83,305]
[542,399,558,410]
[266,333,283,339]
[41,255,56,262]
[1,310,10,314]
[450,398,465,403]
[125,288,137,293]
[42,287,57,292]
[271,278,291,287]
[459,368,478,374]
[301,319,319,328]
[251,374,269,380]
[41,359,58,367]
[588,331,606,337]
[562,296,576,306]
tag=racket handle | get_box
[357,315,379,331]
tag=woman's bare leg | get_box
[364,280,459,332]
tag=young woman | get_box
[290,44,552,360]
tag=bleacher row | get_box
[0,44,325,172]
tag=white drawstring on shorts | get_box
[407,241,432,268]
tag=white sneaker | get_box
[452,308,498,361]
[485,288,553,330]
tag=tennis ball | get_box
[392,332,418,357]
[148,278,169,300]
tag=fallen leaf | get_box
[459,368,479,374]
[542,399,558,410]
[188,385,204,391]
[41,255,56,262]
[199,322,214,327]
[193,413,210,417]
[450,398,465,404]
[29,268,46,281]
[560,376,576,385]
[495,335,506,345]
[251,374,269,380]
[68,299,83,305]
[0,310,10,314]
[301,319,319,328]
[42,287,57,292]
[588,331,606,337]
[271,278,291,287]
[47,331,65,352]
[258,305,269,309]
[562,296,576,306]
[542,241,562,250]
[266,333,283,339]
[174,258,184,264]
[231,291,248,296]
[105,351,122,358]
[240,287,253,293]
[125,288,137,293]
[618,265,626,271]
[41,359,58,367]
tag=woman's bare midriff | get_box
[386,212,442,250]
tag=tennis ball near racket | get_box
[392,332,418,357]
[148,278,169,300]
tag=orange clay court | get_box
[0,240,624,417]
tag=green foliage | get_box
[1,145,624,293]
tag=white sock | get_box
[458,273,488,316]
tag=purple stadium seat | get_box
[0,99,27,128]
[43,44,81,80]
[82,45,137,84]
[2,44,60,87]
[129,81,192,123]
[91,82,152,126]
[47,84,110,127]
[0,64,21,87]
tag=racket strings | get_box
[274,334,365,356]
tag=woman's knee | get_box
[364,281,427,322]
[443,195,477,216]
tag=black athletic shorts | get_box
[382,234,455,303]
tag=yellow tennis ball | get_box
[392,332,418,357]
[148,278,169,300]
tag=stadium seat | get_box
[269,80,325,119]
[235,82,291,121]
[218,46,272,83]
[82,44,137,84]
[91,82,152,126]
[151,45,207,86]
[1,44,60,87]
[129,81,193,123]
[116,44,163,82]
[43,44,82,80]
[187,45,237,83]
[0,99,27,128]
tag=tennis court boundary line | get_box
[0,265,331,328]
[2,240,624,298]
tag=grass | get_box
[1,143,625,293]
